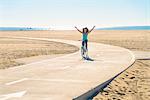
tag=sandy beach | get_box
[94,60,150,100]
[0,30,149,51]
[1,0,149,99]
[0,37,78,69]
[0,30,149,99]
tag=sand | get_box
[0,37,78,69]
[0,30,149,51]
[0,30,149,99]
[94,60,150,100]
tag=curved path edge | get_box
[0,36,135,100]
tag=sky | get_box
[0,0,150,29]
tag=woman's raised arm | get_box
[88,26,96,33]
[75,26,82,33]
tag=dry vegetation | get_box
[0,37,78,69]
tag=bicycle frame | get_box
[81,42,88,59]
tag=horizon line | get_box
[0,25,150,30]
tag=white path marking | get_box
[5,78,28,86]
[5,78,90,86]
[0,91,26,100]
[30,79,90,83]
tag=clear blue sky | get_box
[0,0,150,29]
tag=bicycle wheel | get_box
[81,46,84,58]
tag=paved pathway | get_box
[132,51,150,60]
[0,37,135,100]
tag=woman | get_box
[75,26,95,51]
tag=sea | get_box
[0,26,150,31]
[97,26,150,30]
[0,27,49,31]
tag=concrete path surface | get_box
[132,51,150,60]
[0,37,135,100]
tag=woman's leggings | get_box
[82,40,88,50]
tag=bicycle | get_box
[81,42,88,59]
